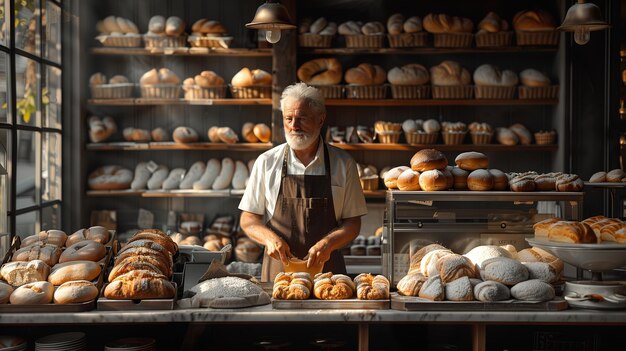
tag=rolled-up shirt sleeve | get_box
[340,157,368,219]
[238,156,266,216]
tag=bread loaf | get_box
[212,158,235,190]
[67,226,110,246]
[231,160,249,190]
[430,61,471,86]
[509,174,536,192]
[444,276,474,301]
[410,149,448,172]
[555,174,584,192]
[478,12,508,33]
[463,245,513,269]
[520,69,551,87]
[489,169,509,190]
[162,168,186,190]
[419,169,449,191]
[383,166,409,189]
[496,127,519,145]
[297,58,343,85]
[467,169,494,191]
[480,257,529,286]
[165,16,185,36]
[345,63,386,85]
[606,169,625,182]
[423,14,474,33]
[420,249,454,277]
[404,16,422,33]
[12,244,61,267]
[534,174,557,191]
[451,166,469,190]
[0,281,13,304]
[338,21,362,35]
[387,13,404,35]
[48,260,101,285]
[1,260,51,286]
[396,169,421,191]
[473,64,518,87]
[131,162,152,190]
[589,171,607,183]
[253,123,271,143]
[396,272,427,296]
[409,243,448,274]
[179,161,206,189]
[129,231,178,257]
[194,70,225,87]
[474,281,510,302]
[54,280,99,304]
[105,269,176,299]
[193,158,221,190]
[217,127,239,144]
[417,274,444,301]
[21,230,67,248]
[10,281,54,304]
[435,254,477,283]
[387,64,429,85]
[510,279,555,302]
[522,262,559,283]
[147,165,169,190]
[173,126,199,143]
[509,124,532,145]
[148,15,166,34]
[455,151,488,171]
[59,241,106,263]
[231,68,272,87]
[533,218,560,237]
[361,21,385,35]
[242,122,258,143]
[513,10,556,31]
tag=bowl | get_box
[526,237,626,271]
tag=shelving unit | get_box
[85,142,273,151]
[87,98,272,106]
[324,99,557,106]
[299,46,558,55]
[86,189,387,199]
[330,143,558,152]
[90,47,272,57]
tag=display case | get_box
[382,190,584,284]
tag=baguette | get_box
[231,160,249,190]
[193,158,222,190]
[212,158,235,190]
[179,161,206,189]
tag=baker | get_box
[239,83,367,282]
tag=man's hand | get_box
[307,239,332,269]
[265,237,292,266]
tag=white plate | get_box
[526,238,626,271]
[526,237,626,249]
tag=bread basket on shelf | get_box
[143,34,188,49]
[374,121,402,144]
[474,31,513,47]
[515,30,559,46]
[470,131,493,145]
[299,34,334,48]
[229,85,272,99]
[140,84,181,99]
[345,85,388,99]
[442,131,467,145]
[431,85,473,99]
[187,35,234,48]
[360,176,380,191]
[343,34,385,48]
[432,33,473,48]
[534,131,557,145]
[390,85,431,99]
[184,85,227,100]
[474,85,516,99]
[96,34,142,48]
[387,32,428,48]
[518,85,559,99]
[313,85,344,99]
[405,131,438,145]
[90,83,134,99]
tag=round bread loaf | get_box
[418,169,449,191]
[480,257,529,286]
[510,279,555,302]
[496,127,518,146]
[0,281,14,304]
[241,122,258,143]
[443,167,454,189]
[606,168,625,182]
[67,226,110,246]
[522,262,558,284]
[444,276,474,301]
[555,174,584,192]
[455,152,488,171]
[253,123,271,143]
[510,124,532,145]
[422,119,441,133]
[383,166,409,189]
[589,171,606,183]
[48,260,102,285]
[489,169,508,190]
[297,58,342,85]
[513,10,556,31]
[430,60,471,86]
[473,64,518,87]
[451,166,469,189]
[10,281,54,304]
[60,241,106,263]
[520,69,551,87]
[344,63,386,85]
[387,64,429,85]
[173,126,199,143]
[397,169,421,191]
[21,230,67,248]
[464,245,513,269]
[474,280,510,302]
[53,280,99,304]
[467,169,494,191]
[410,149,448,172]
[418,274,444,301]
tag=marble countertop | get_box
[1,304,626,325]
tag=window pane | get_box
[1,128,10,211]
[16,210,38,238]
[42,131,60,201]
[43,64,60,129]
[0,0,7,47]
[43,1,60,63]
[14,0,40,56]
[0,52,8,123]
[16,130,38,209]
[15,55,39,126]
[41,203,60,230]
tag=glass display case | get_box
[382,191,584,285]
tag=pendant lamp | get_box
[246,0,296,44]
[558,0,610,45]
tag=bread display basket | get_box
[143,34,188,49]
[390,85,431,99]
[431,85,473,99]
[377,131,402,144]
[95,34,142,48]
[405,131,438,145]
[441,131,467,145]
[140,84,181,99]
[360,176,380,191]
[229,85,272,99]
[343,34,385,48]
[518,85,559,99]
[187,35,234,48]
[387,32,428,48]
[534,131,557,145]
[432,33,473,48]
[90,83,135,99]
[470,131,493,145]
[474,31,513,47]
[184,85,228,100]
[474,85,516,99]
[515,30,560,46]
[299,34,334,48]
[345,85,388,99]
[313,85,344,99]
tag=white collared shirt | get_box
[239,141,368,222]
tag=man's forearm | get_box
[322,216,361,252]
[239,211,277,246]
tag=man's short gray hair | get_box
[280,82,326,116]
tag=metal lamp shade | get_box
[246,0,296,30]
[558,0,610,32]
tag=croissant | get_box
[272,272,312,300]
[354,273,390,300]
[313,273,355,299]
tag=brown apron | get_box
[261,142,345,282]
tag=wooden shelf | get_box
[90,47,272,57]
[86,189,383,198]
[299,46,558,55]
[86,142,273,151]
[330,143,558,152]
[87,98,272,106]
[325,99,558,107]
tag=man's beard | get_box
[285,129,319,150]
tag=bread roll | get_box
[195,70,225,87]
[606,169,625,182]
[383,166,409,189]
[478,12,508,33]
[67,226,110,246]
[489,169,508,190]
[165,16,185,36]
[21,230,67,248]
[253,123,271,143]
[48,260,101,285]
[54,280,99,304]
[473,64,518,87]
[422,119,441,133]
[139,69,159,85]
[509,124,532,145]
[419,169,449,191]
[361,21,385,35]
[242,122,258,143]
[474,281,510,302]
[173,126,199,143]
[410,149,448,172]
[148,15,166,34]
[467,169,494,191]
[216,127,239,144]
[480,257,529,286]
[345,63,386,85]
[397,169,421,191]
[0,281,13,304]
[151,127,168,142]
[430,61,471,86]
[193,158,221,190]
[496,127,518,145]
[89,72,107,86]
[147,165,169,190]
[162,168,186,190]
[208,126,220,142]
[231,67,272,87]
[10,281,54,304]
[444,276,474,301]
[513,10,556,31]
[232,160,249,190]
[387,13,404,35]
[179,161,206,189]
[0,260,51,286]
[589,171,607,183]
[199,20,226,34]
[158,68,180,84]
[555,174,584,192]
[520,69,551,87]
[213,158,235,190]
[310,17,328,34]
[338,21,361,35]
[404,16,422,33]
[451,166,469,190]
[510,279,555,302]
[387,64,429,85]
[297,58,343,85]
[12,244,61,267]
[455,151,488,171]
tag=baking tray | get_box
[271,298,389,310]
[390,293,568,311]
[97,282,177,311]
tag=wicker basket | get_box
[345,85,387,99]
[143,35,187,49]
[475,31,513,47]
[140,84,181,99]
[432,33,473,48]
[518,85,559,99]
[470,132,493,145]
[90,83,134,99]
[405,131,438,145]
[187,35,233,48]
[184,85,227,100]
[431,85,473,99]
[313,85,344,99]
[442,131,467,145]
[229,85,272,99]
[474,85,516,99]
[344,34,385,48]
[377,131,402,144]
[534,132,557,145]
[96,35,142,48]
[515,30,560,46]
[299,34,334,48]
[360,176,380,191]
[387,32,428,48]
[390,85,431,99]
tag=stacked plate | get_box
[104,337,156,351]
[0,335,27,351]
[35,332,87,351]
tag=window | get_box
[0,0,63,251]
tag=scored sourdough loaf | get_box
[105,269,176,300]
[12,244,62,267]
[21,230,67,248]
[59,241,106,263]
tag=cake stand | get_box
[526,238,626,309]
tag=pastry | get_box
[313,273,355,299]
[533,218,560,237]
[444,276,474,301]
[418,274,444,301]
[396,169,421,191]
[473,281,510,302]
[396,272,427,296]
[435,254,477,284]
[383,166,410,189]
[408,243,448,274]
[419,169,449,191]
[354,273,390,300]
[272,272,313,300]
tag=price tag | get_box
[146,160,159,173]
[137,208,154,229]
